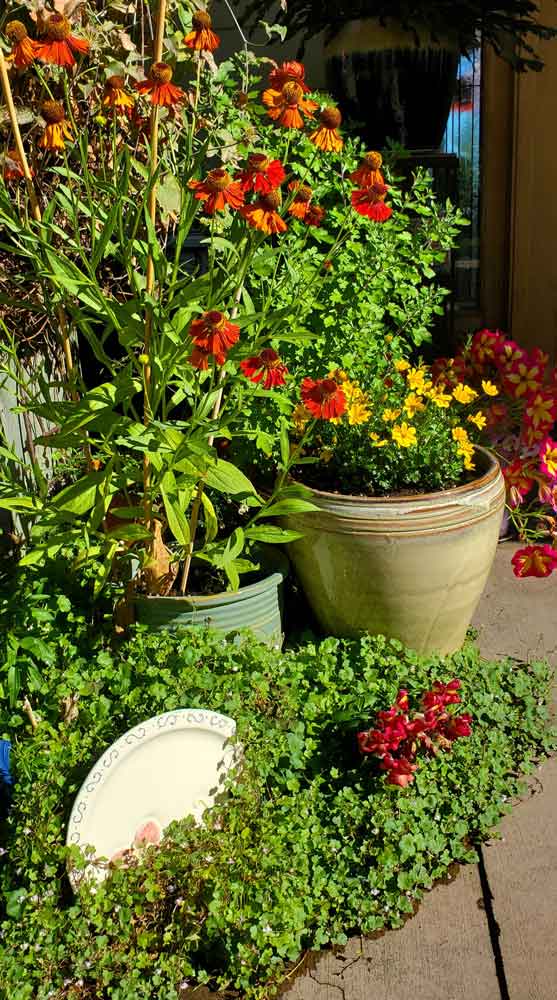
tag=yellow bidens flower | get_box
[406,366,428,392]
[452,426,475,470]
[382,408,401,422]
[427,385,452,408]
[404,392,426,419]
[347,401,371,425]
[392,422,417,448]
[369,432,388,447]
[452,383,478,404]
[394,359,410,372]
[467,411,487,430]
[452,426,470,445]
[482,379,499,397]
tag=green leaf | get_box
[50,470,108,516]
[200,492,218,543]
[161,487,190,547]
[263,499,318,518]
[204,460,258,499]
[279,419,290,468]
[245,525,303,544]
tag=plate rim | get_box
[66,707,237,853]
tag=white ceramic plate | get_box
[66,708,236,883]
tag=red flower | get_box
[431,355,469,389]
[184,10,220,52]
[5,20,37,68]
[262,81,318,129]
[441,714,473,741]
[502,458,536,507]
[241,191,287,234]
[287,181,313,220]
[188,310,240,366]
[503,356,544,399]
[268,60,310,93]
[309,106,343,152]
[300,377,346,420]
[188,344,213,370]
[189,168,244,215]
[351,182,392,222]
[349,150,384,188]
[380,754,418,788]
[240,348,288,389]
[539,436,557,481]
[494,338,527,372]
[421,679,461,711]
[469,328,506,369]
[2,148,30,182]
[35,13,89,68]
[236,154,285,194]
[511,544,557,578]
[135,62,185,108]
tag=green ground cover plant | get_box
[0,575,554,999]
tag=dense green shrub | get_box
[0,612,554,999]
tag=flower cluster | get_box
[357,681,472,788]
[434,330,557,577]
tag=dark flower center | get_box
[41,100,65,125]
[247,153,270,172]
[205,311,226,330]
[150,62,173,84]
[261,191,281,211]
[192,11,212,30]
[6,20,28,42]
[206,169,232,192]
[106,75,126,91]
[282,82,303,105]
[45,14,71,42]
[320,106,342,128]
[364,150,383,169]
[292,183,312,203]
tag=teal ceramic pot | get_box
[133,548,289,648]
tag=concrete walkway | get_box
[286,543,557,1000]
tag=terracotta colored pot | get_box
[283,448,504,655]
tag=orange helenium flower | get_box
[38,101,74,151]
[310,106,343,152]
[236,154,285,194]
[188,345,214,370]
[5,20,37,68]
[184,10,220,52]
[135,63,185,108]
[350,150,384,187]
[268,60,310,93]
[287,181,313,220]
[189,311,240,365]
[102,75,135,115]
[240,349,288,389]
[301,377,346,420]
[189,167,244,214]
[36,13,89,68]
[262,81,318,129]
[351,182,393,222]
[241,190,287,234]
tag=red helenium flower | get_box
[184,10,220,52]
[300,377,346,420]
[351,182,393,222]
[5,20,38,68]
[236,154,285,194]
[240,348,288,389]
[268,60,310,93]
[189,168,245,214]
[511,544,557,578]
[135,62,185,108]
[304,204,326,227]
[349,150,384,188]
[188,310,240,366]
[35,13,89,68]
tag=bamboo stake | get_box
[22,696,39,733]
[143,0,167,533]
[0,49,77,396]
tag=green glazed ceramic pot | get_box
[133,548,288,648]
[284,448,504,655]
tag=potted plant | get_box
[244,0,557,149]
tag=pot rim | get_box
[134,546,289,605]
[292,446,500,506]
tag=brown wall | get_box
[508,0,557,360]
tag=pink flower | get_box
[511,544,557,578]
[539,436,557,481]
[503,356,544,399]
[470,328,505,370]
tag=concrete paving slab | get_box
[472,542,557,666]
[481,755,557,1000]
[284,866,499,1000]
